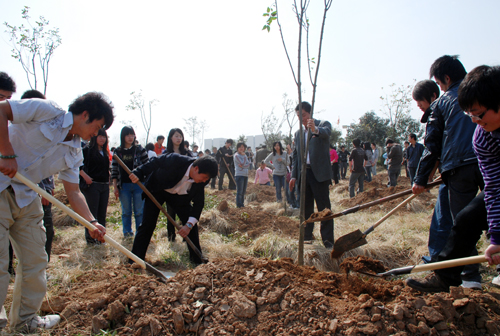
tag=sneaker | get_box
[24,315,61,332]
[405,273,449,293]
[461,280,482,290]
[492,275,500,287]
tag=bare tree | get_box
[263,0,333,265]
[4,6,62,95]
[282,93,298,145]
[261,108,285,150]
[126,90,158,144]
[184,116,200,146]
[198,120,209,150]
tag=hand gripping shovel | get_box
[304,179,442,224]
[113,154,208,263]
[360,254,498,278]
[331,180,441,259]
[14,172,170,283]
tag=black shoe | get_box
[406,273,449,293]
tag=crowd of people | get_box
[2,53,500,332]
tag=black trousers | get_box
[436,191,486,286]
[131,191,202,265]
[218,164,236,190]
[82,182,109,244]
[302,168,334,247]
[331,163,339,185]
[166,204,177,242]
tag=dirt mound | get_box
[340,255,387,275]
[339,179,437,213]
[43,257,500,335]
[210,184,278,204]
[200,206,300,239]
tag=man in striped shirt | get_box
[406,65,500,292]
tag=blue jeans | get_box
[372,165,377,176]
[349,172,364,198]
[364,166,372,182]
[273,175,286,202]
[235,176,248,208]
[428,184,453,259]
[286,180,298,207]
[119,183,144,236]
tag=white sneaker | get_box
[491,275,500,287]
[461,280,482,290]
[28,315,61,331]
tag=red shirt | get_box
[154,143,165,155]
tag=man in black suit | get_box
[289,102,334,248]
[129,154,218,265]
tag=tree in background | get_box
[329,128,343,148]
[380,82,422,143]
[4,6,62,95]
[126,90,158,145]
[184,116,207,147]
[281,93,298,145]
[260,108,284,150]
[198,120,209,150]
[345,111,389,149]
[237,134,248,145]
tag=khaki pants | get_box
[0,187,47,329]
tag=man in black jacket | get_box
[129,154,218,265]
[216,139,236,190]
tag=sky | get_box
[2,0,500,148]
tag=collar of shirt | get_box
[165,163,194,195]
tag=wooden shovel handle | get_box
[14,172,148,269]
[412,254,491,273]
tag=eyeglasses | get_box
[464,109,489,121]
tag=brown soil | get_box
[210,183,278,204]
[200,206,300,239]
[339,173,437,213]
[340,255,387,275]
[43,256,500,336]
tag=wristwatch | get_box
[186,222,193,229]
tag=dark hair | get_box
[295,101,312,113]
[371,142,376,147]
[409,133,417,141]
[429,55,467,84]
[272,141,283,155]
[412,80,440,103]
[193,145,199,149]
[226,139,234,145]
[236,142,247,150]
[404,141,410,145]
[110,147,116,153]
[184,140,190,147]
[166,128,187,155]
[119,126,135,149]
[332,146,336,150]
[204,149,211,154]
[458,65,500,113]
[88,128,109,158]
[363,142,372,151]
[385,138,394,145]
[0,72,16,92]
[157,135,165,141]
[352,139,361,148]
[192,155,218,178]
[329,144,334,149]
[20,89,45,99]
[145,143,155,151]
[341,145,345,149]
[68,92,114,130]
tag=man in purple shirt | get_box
[406,65,500,292]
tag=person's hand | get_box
[289,178,296,190]
[129,173,139,183]
[178,225,191,238]
[307,119,316,133]
[114,187,120,199]
[90,223,106,243]
[485,244,500,265]
[412,184,426,195]
[84,175,93,185]
[239,164,243,168]
[0,158,18,178]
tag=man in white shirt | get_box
[0,92,113,332]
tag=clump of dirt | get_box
[42,256,500,335]
[340,255,387,275]
[211,184,279,204]
[200,207,300,239]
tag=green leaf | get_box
[263,13,269,17]
[266,26,270,32]
[267,7,271,13]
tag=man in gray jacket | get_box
[386,138,403,187]
[289,102,334,248]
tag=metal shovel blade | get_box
[145,262,170,283]
[330,229,368,259]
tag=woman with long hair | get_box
[264,141,289,202]
[80,129,111,244]
[363,142,374,182]
[164,128,189,242]
[111,126,148,238]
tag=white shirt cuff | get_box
[187,217,198,226]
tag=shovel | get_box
[305,179,442,224]
[358,254,497,278]
[113,154,208,263]
[14,172,170,283]
[331,179,441,259]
